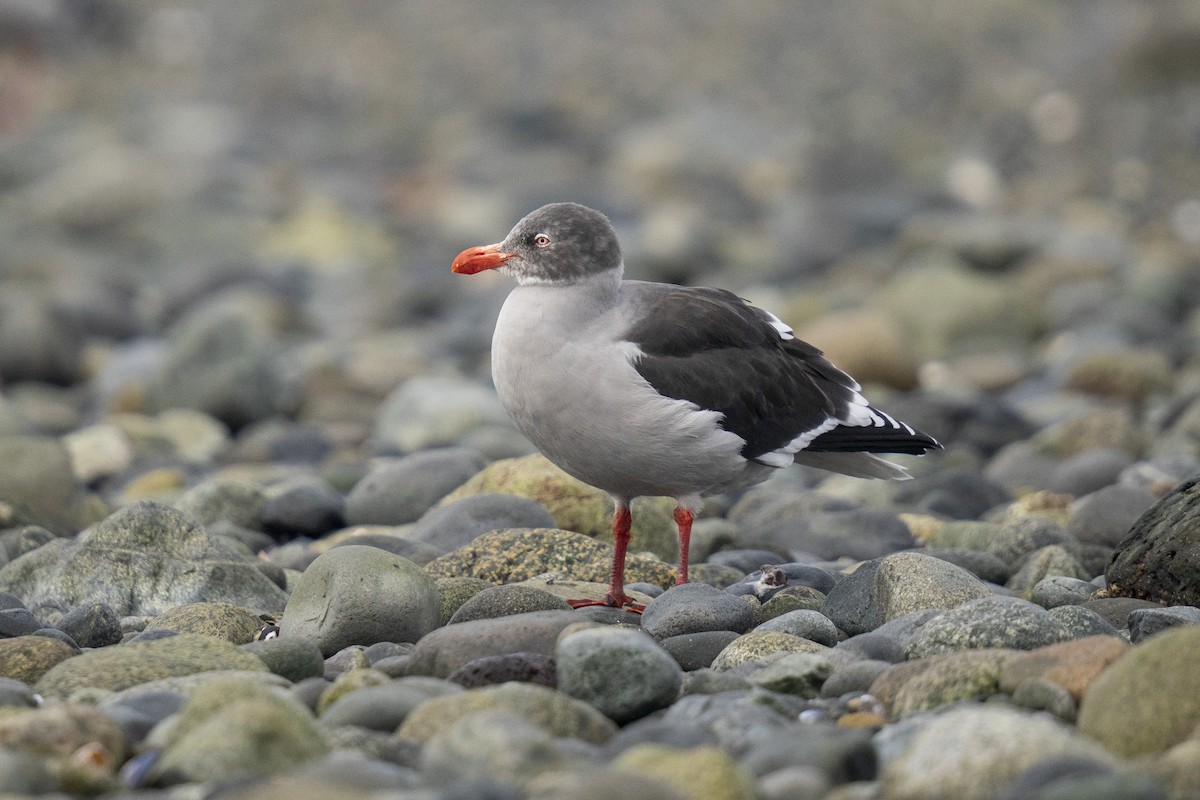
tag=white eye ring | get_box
[533,234,551,247]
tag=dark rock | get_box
[1128,606,1200,643]
[447,652,557,688]
[894,469,1011,519]
[260,477,346,539]
[1106,476,1200,605]
[659,630,741,671]
[56,601,122,648]
[724,563,837,601]
[642,582,755,639]
[1067,484,1158,548]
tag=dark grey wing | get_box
[621,286,863,460]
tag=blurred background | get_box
[1,0,1199,465]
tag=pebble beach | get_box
[1,2,1200,799]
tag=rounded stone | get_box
[641,583,755,640]
[280,545,441,656]
[409,493,556,551]
[344,448,487,526]
[1078,626,1200,757]
[147,602,264,644]
[447,584,569,624]
[1106,477,1200,605]
[240,635,326,683]
[710,631,829,671]
[556,626,683,724]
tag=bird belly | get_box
[493,330,753,500]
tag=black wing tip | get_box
[805,422,942,456]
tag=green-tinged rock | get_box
[147,677,329,783]
[439,454,678,561]
[556,626,683,724]
[1006,545,1090,598]
[881,705,1114,800]
[0,501,287,619]
[614,744,756,800]
[528,767,691,800]
[315,668,390,714]
[147,602,264,643]
[174,479,269,531]
[1078,626,1200,756]
[744,652,833,697]
[0,636,77,685]
[0,702,126,761]
[280,545,441,656]
[0,435,95,533]
[424,527,674,588]
[448,583,570,624]
[878,257,1042,360]
[396,681,616,745]
[240,635,326,683]
[35,632,268,699]
[434,576,490,625]
[710,631,828,671]
[421,710,568,786]
[887,649,1020,716]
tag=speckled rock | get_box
[447,584,570,624]
[146,602,264,643]
[432,576,489,625]
[1106,476,1200,606]
[1078,626,1200,757]
[280,545,441,655]
[396,681,617,745]
[744,652,833,697]
[881,648,1020,716]
[904,596,1072,658]
[447,651,557,689]
[1006,545,1091,597]
[146,677,329,783]
[556,626,683,724]
[405,609,582,678]
[754,609,840,646]
[614,744,755,800]
[0,636,78,685]
[880,705,1114,800]
[439,454,678,561]
[0,501,288,618]
[1128,605,1200,642]
[424,527,674,588]
[35,632,268,699]
[710,631,828,671]
[820,551,994,636]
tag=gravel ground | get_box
[0,2,1199,799]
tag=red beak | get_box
[451,242,514,274]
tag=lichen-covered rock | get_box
[438,454,679,561]
[35,633,268,699]
[0,502,287,619]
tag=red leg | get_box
[566,502,643,612]
[674,506,694,585]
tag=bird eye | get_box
[533,234,552,247]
